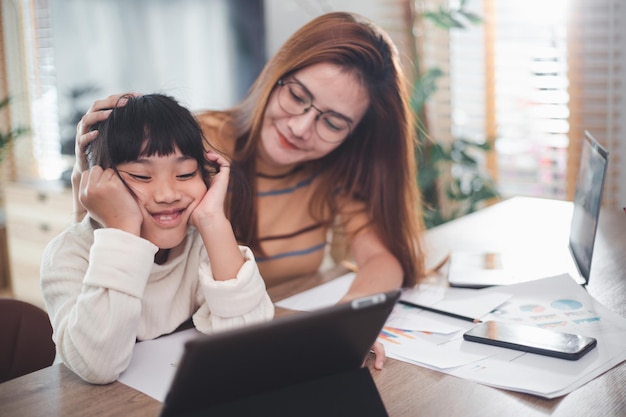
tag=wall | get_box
[263,1,409,69]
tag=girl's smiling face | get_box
[258,62,370,174]
[117,146,207,249]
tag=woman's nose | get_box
[287,110,318,140]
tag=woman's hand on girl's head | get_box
[74,94,138,175]
[79,166,142,236]
[72,93,139,223]
[190,151,231,228]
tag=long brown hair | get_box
[200,12,426,287]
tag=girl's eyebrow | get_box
[128,155,195,164]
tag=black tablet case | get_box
[159,290,400,417]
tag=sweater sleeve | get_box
[192,246,274,333]
[41,227,158,384]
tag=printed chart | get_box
[489,295,601,331]
[378,274,626,398]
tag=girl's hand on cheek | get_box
[79,167,142,235]
[190,151,230,228]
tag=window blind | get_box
[567,0,622,208]
[3,0,60,182]
[449,0,570,200]
[430,0,624,208]
[28,0,61,180]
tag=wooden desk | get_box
[1,197,624,417]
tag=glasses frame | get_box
[276,79,352,143]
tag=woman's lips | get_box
[277,131,299,150]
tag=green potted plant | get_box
[412,0,500,228]
[0,96,28,164]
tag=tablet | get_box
[159,289,400,417]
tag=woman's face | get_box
[258,62,370,173]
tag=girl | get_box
[41,94,274,384]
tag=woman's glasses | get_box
[277,79,352,143]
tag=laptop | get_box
[158,289,400,417]
[447,130,608,288]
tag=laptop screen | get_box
[569,130,609,284]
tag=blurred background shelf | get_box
[0,181,73,309]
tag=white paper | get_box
[274,273,355,310]
[117,328,201,402]
[274,272,511,321]
[385,303,461,334]
[382,274,626,398]
[400,283,512,319]
[381,326,490,369]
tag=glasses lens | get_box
[278,81,351,143]
[278,82,309,115]
[316,114,350,143]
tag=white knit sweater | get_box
[41,217,274,384]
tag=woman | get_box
[72,12,426,368]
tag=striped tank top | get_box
[255,169,329,287]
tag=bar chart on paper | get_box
[378,327,416,345]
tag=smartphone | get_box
[463,321,597,360]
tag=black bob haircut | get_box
[85,93,251,225]
[87,93,214,181]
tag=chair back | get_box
[0,298,56,382]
